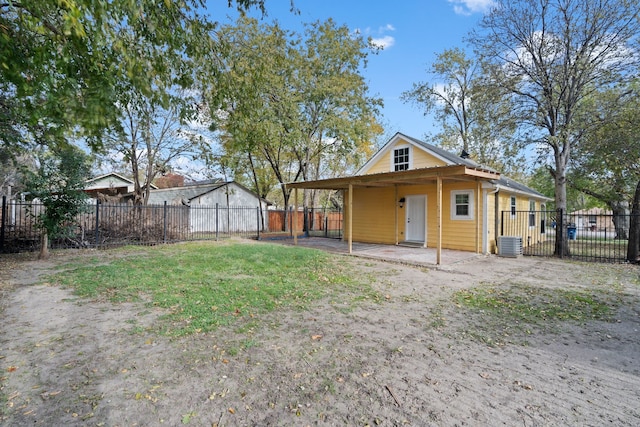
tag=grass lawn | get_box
[50,241,375,336]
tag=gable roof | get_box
[85,173,158,190]
[494,175,550,200]
[85,172,134,187]
[146,180,272,205]
[357,132,492,175]
[358,132,548,201]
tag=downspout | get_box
[489,185,500,254]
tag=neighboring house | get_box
[570,208,614,232]
[84,173,157,202]
[146,180,271,233]
[287,132,550,262]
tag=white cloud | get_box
[371,35,395,50]
[366,23,396,51]
[448,0,495,16]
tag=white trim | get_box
[482,189,488,254]
[357,132,455,175]
[450,189,474,220]
[390,144,412,172]
[510,196,517,218]
[494,183,552,201]
[405,194,427,243]
[528,199,536,228]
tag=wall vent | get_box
[498,236,523,257]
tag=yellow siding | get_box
[487,192,497,254]
[364,138,448,174]
[497,192,546,249]
[436,181,484,252]
[366,151,392,174]
[412,148,448,169]
[346,187,397,244]
[348,181,488,252]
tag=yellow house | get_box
[287,133,551,263]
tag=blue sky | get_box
[206,0,494,141]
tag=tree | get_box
[568,82,640,257]
[294,19,383,206]
[24,145,92,259]
[0,0,273,156]
[473,0,640,255]
[402,48,525,176]
[212,17,381,209]
[101,95,211,205]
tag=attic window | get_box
[393,146,410,171]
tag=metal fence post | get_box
[1,195,6,252]
[94,200,100,249]
[256,207,260,240]
[163,201,167,244]
[557,208,564,259]
[215,203,219,241]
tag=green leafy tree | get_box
[0,0,273,156]
[568,82,640,257]
[211,17,381,210]
[402,48,524,177]
[473,0,640,255]
[24,145,92,259]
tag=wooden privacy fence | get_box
[0,196,344,254]
[266,207,343,238]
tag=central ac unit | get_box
[498,236,523,257]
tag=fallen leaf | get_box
[7,366,17,372]
[228,407,235,414]
[311,335,323,341]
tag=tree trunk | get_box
[281,184,291,232]
[626,179,640,263]
[610,200,630,240]
[38,232,49,260]
[553,152,570,257]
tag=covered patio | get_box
[273,237,483,267]
[285,164,499,265]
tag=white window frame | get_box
[528,199,536,228]
[391,145,411,172]
[451,190,474,220]
[510,196,517,218]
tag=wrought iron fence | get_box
[0,197,266,253]
[0,196,345,254]
[500,209,634,263]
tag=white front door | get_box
[405,195,426,242]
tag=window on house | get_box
[510,196,517,218]
[393,147,410,171]
[588,215,597,224]
[451,190,474,220]
[529,200,536,227]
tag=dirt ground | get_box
[1,245,639,427]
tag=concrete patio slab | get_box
[267,237,484,267]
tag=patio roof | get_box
[285,164,500,190]
[284,165,500,265]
